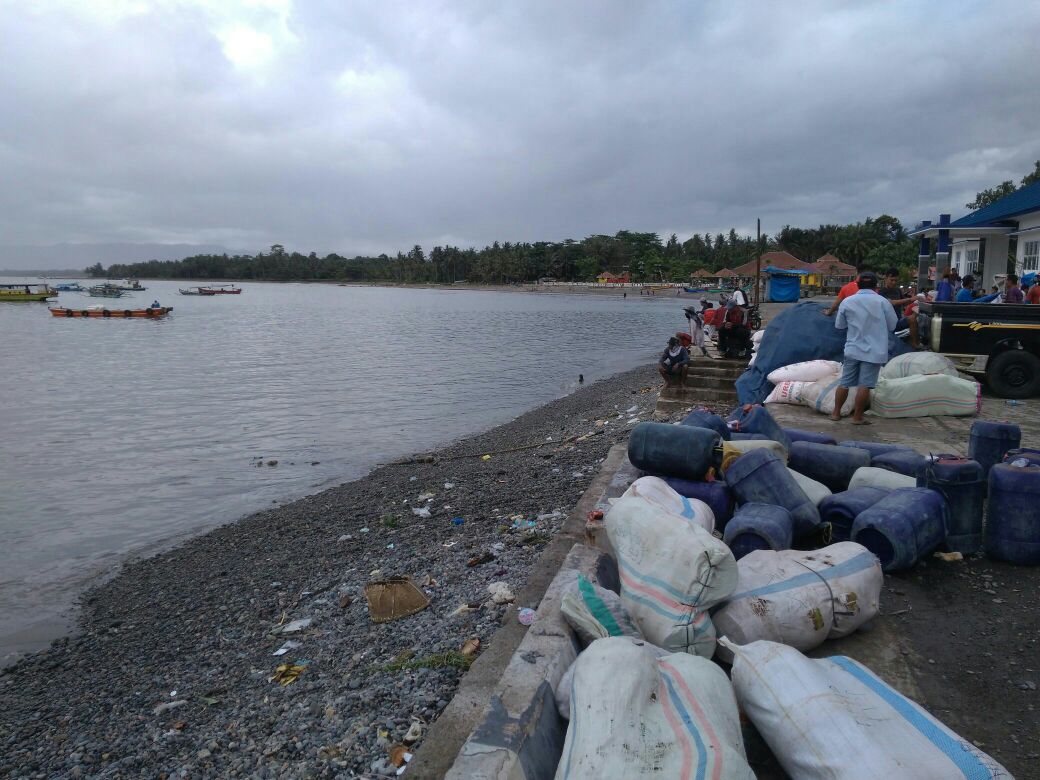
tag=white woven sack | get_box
[879,351,959,381]
[606,495,737,656]
[561,574,643,647]
[848,466,916,490]
[725,639,1013,780]
[751,329,765,344]
[767,359,842,384]
[871,374,981,418]
[556,637,755,779]
[786,468,832,505]
[764,380,810,405]
[555,640,670,721]
[622,476,715,532]
[801,373,856,417]
[713,542,881,662]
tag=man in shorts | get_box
[832,271,897,424]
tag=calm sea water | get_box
[0,279,684,662]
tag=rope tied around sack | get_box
[792,558,856,631]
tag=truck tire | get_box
[986,350,1040,399]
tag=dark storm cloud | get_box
[2,0,1038,263]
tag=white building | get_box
[911,180,1040,287]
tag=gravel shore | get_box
[0,364,668,779]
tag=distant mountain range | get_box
[0,243,237,272]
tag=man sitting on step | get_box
[658,336,690,387]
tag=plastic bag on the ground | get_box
[767,359,842,384]
[871,374,981,418]
[764,379,810,405]
[801,373,856,417]
[787,467,832,505]
[879,352,960,381]
[713,543,881,661]
[621,476,715,532]
[725,639,1013,780]
[561,574,642,647]
[556,637,755,779]
[606,495,737,656]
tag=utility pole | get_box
[754,218,762,304]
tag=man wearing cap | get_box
[832,271,897,425]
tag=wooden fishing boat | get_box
[49,305,173,318]
[52,282,85,291]
[179,287,211,295]
[88,284,126,298]
[198,284,242,294]
[0,283,56,301]
[112,278,147,291]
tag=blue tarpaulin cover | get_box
[766,274,802,302]
[736,300,914,404]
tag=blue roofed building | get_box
[909,180,1040,289]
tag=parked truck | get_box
[918,301,1040,398]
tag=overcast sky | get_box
[3,0,1039,265]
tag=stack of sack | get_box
[763,351,981,419]
[748,328,764,365]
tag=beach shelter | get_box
[764,266,809,302]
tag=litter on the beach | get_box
[270,661,308,686]
[278,617,312,634]
[487,582,515,604]
[411,506,431,518]
[518,608,536,625]
[460,637,481,657]
[363,577,431,623]
[272,640,302,656]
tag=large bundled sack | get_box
[871,374,982,418]
[557,637,755,780]
[606,495,737,656]
[880,351,959,381]
[764,379,811,405]
[713,543,881,661]
[801,373,856,416]
[735,301,913,404]
[871,374,981,418]
[767,359,842,384]
[724,639,1012,780]
[561,574,642,647]
[621,476,715,532]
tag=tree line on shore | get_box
[87,165,1039,284]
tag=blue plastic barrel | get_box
[986,463,1040,565]
[727,404,790,450]
[788,441,871,493]
[968,420,1021,480]
[782,428,837,446]
[838,440,914,459]
[662,477,735,529]
[628,422,720,480]
[723,503,794,559]
[872,450,929,479]
[1003,448,1040,467]
[819,487,890,542]
[851,487,949,572]
[724,448,820,536]
[681,408,730,441]
[917,456,985,554]
[730,432,769,442]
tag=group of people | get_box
[659,289,754,385]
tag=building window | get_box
[1024,240,1039,271]
[965,248,979,274]
[954,249,962,272]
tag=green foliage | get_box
[967,181,1017,210]
[1021,160,1040,188]
[85,262,105,277]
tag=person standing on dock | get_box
[831,271,896,425]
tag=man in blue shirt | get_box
[833,272,897,424]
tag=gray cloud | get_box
[2,0,1039,267]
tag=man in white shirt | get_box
[832,272,897,425]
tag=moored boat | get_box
[0,283,56,301]
[198,284,242,294]
[88,284,126,298]
[49,305,173,318]
[179,287,210,295]
[111,278,147,291]
[52,282,85,291]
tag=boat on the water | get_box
[49,305,173,318]
[0,283,56,302]
[198,284,242,294]
[52,282,85,292]
[111,279,147,291]
[88,284,126,298]
[179,287,205,295]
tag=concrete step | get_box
[659,386,739,404]
[683,376,738,391]
[689,366,746,380]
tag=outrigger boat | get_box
[88,283,126,298]
[0,283,56,301]
[50,304,173,318]
[111,278,147,291]
[52,282,86,291]
[198,284,242,294]
[178,286,211,296]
